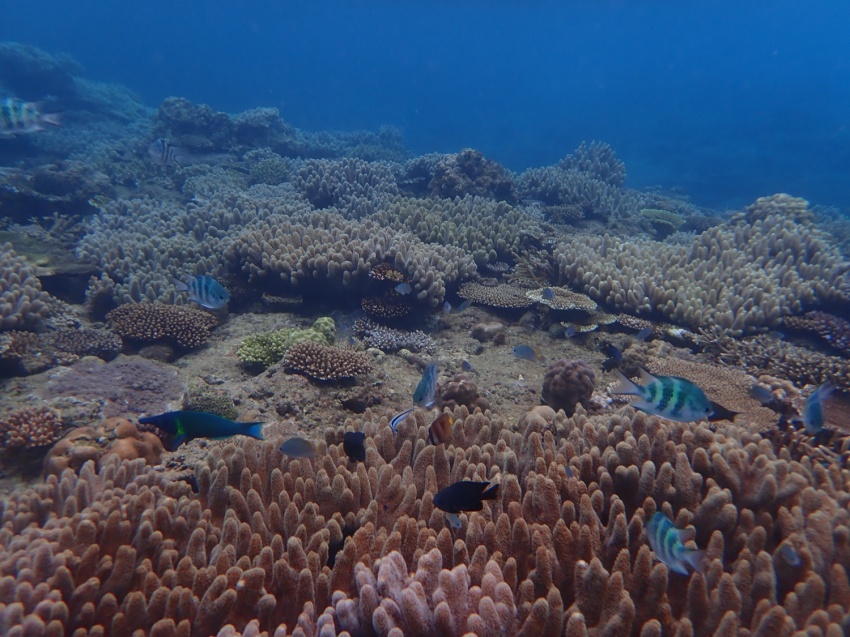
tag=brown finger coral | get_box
[541,358,596,416]
[283,341,373,381]
[0,399,848,636]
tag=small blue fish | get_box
[778,543,801,567]
[803,382,834,435]
[564,325,577,339]
[457,300,472,312]
[612,369,714,422]
[646,512,706,575]
[513,345,539,361]
[434,481,499,513]
[395,282,412,296]
[442,301,452,315]
[445,512,463,529]
[174,275,230,309]
[461,360,475,372]
[390,362,439,435]
[279,437,318,459]
[139,411,263,451]
[749,385,775,406]
[636,327,653,342]
[541,287,555,301]
[413,362,439,408]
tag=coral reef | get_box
[458,283,533,309]
[0,402,845,635]
[0,406,65,450]
[784,311,850,357]
[236,318,336,370]
[427,148,517,202]
[353,318,436,354]
[107,303,219,349]
[555,197,850,334]
[0,243,51,331]
[183,383,239,421]
[283,341,373,381]
[440,375,491,412]
[541,359,596,416]
[294,157,399,219]
[526,286,598,312]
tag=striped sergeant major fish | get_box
[173,275,230,310]
[0,98,61,136]
[646,512,706,575]
[612,368,714,423]
[390,362,439,435]
[149,138,188,166]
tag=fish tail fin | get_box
[685,549,707,574]
[612,370,642,396]
[243,422,265,440]
[41,113,61,127]
[481,483,500,500]
[166,435,187,452]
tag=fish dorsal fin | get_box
[677,527,696,543]
[638,368,658,384]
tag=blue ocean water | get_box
[3,0,850,208]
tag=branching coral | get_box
[0,396,847,636]
[283,341,373,382]
[107,303,219,349]
[0,242,50,331]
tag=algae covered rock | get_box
[237,317,336,370]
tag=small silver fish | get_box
[395,282,412,295]
[749,385,775,406]
[646,512,705,575]
[445,512,463,529]
[613,369,714,422]
[542,287,555,301]
[512,345,539,361]
[636,327,653,341]
[413,362,439,407]
[174,275,230,309]
[564,325,577,339]
[442,301,452,315]
[457,300,472,312]
[279,437,317,458]
[803,382,834,434]
[0,98,61,136]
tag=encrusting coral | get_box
[2,400,845,636]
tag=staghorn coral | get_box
[283,341,373,382]
[0,242,50,331]
[107,303,219,349]
[554,198,850,335]
[541,359,596,416]
[0,400,846,635]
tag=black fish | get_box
[433,481,499,513]
[326,523,357,568]
[601,343,622,372]
[343,431,366,462]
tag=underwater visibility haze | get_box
[0,2,849,636]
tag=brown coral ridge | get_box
[0,403,848,636]
[107,303,219,349]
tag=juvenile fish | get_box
[457,300,472,312]
[279,437,318,459]
[174,275,230,309]
[390,362,439,435]
[0,98,61,136]
[636,326,653,342]
[749,385,775,406]
[139,410,263,451]
[434,481,499,513]
[342,431,366,462]
[442,301,452,315]
[646,512,706,575]
[541,287,555,301]
[803,382,833,435]
[513,345,539,361]
[563,325,577,339]
[778,543,801,567]
[428,413,453,445]
[395,282,412,296]
[601,343,622,372]
[612,369,714,422]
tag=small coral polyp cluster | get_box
[0,404,846,636]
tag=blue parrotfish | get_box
[0,98,61,136]
[612,368,714,422]
[139,410,264,451]
[390,362,440,435]
[434,481,499,514]
[173,275,230,309]
[646,512,706,575]
[803,382,833,435]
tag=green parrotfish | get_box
[139,410,264,451]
